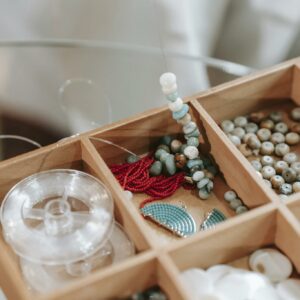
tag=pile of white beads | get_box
[180,248,298,300]
[221,109,300,199]
[159,73,217,200]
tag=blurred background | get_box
[0,0,300,159]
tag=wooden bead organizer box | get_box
[0,58,300,300]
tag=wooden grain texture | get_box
[275,205,300,272]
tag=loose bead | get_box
[269,111,283,123]
[263,179,272,188]
[275,143,290,157]
[283,152,297,164]
[192,171,205,182]
[183,121,197,135]
[245,122,258,133]
[227,134,241,146]
[160,72,176,88]
[291,107,300,121]
[232,127,245,139]
[280,183,293,195]
[285,132,300,145]
[270,175,285,189]
[262,166,276,179]
[246,136,261,149]
[260,141,275,155]
[175,153,187,169]
[260,119,275,130]
[159,152,169,163]
[257,128,271,142]
[184,146,199,160]
[293,181,300,192]
[236,206,248,214]
[234,116,248,127]
[274,160,289,174]
[172,104,189,120]
[177,113,192,125]
[157,144,171,153]
[198,188,210,200]
[291,161,300,174]
[126,154,139,163]
[155,149,167,160]
[149,161,163,176]
[197,178,210,189]
[261,155,274,166]
[187,137,199,147]
[166,91,179,102]
[165,154,176,175]
[282,168,297,183]
[168,98,183,112]
[238,144,252,157]
[251,160,262,171]
[224,190,237,202]
[206,180,214,193]
[249,111,265,123]
[229,198,242,210]
[274,122,289,134]
[170,139,182,153]
[291,123,300,134]
[270,132,285,144]
[221,120,235,133]
[160,136,173,146]
[242,132,256,143]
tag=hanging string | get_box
[109,155,195,208]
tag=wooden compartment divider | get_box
[0,58,300,299]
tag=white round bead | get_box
[260,155,274,166]
[184,146,199,159]
[228,134,241,146]
[261,166,276,179]
[192,171,205,182]
[249,248,293,283]
[224,190,237,202]
[159,72,176,88]
[221,120,235,133]
[283,152,298,164]
[177,113,191,125]
[162,84,177,95]
[232,127,245,139]
[168,98,183,112]
[183,122,197,135]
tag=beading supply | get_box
[199,209,227,231]
[159,73,218,200]
[140,202,196,237]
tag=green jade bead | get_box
[149,161,162,176]
[166,91,179,102]
[157,144,170,153]
[126,155,139,163]
[197,177,210,189]
[160,135,173,146]
[184,128,200,139]
[236,206,248,214]
[172,104,189,120]
[165,154,176,175]
[199,188,210,200]
[230,199,243,210]
[155,149,167,160]
[187,159,203,169]
[159,152,169,163]
[187,137,200,147]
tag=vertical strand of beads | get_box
[159,73,216,199]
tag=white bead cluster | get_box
[159,72,215,200]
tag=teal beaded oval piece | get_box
[200,209,226,231]
[140,203,196,237]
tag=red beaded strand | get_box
[109,155,194,208]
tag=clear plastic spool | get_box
[20,223,135,293]
[0,169,114,265]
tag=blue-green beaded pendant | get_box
[200,209,227,231]
[140,203,196,237]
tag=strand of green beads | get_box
[159,73,216,200]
